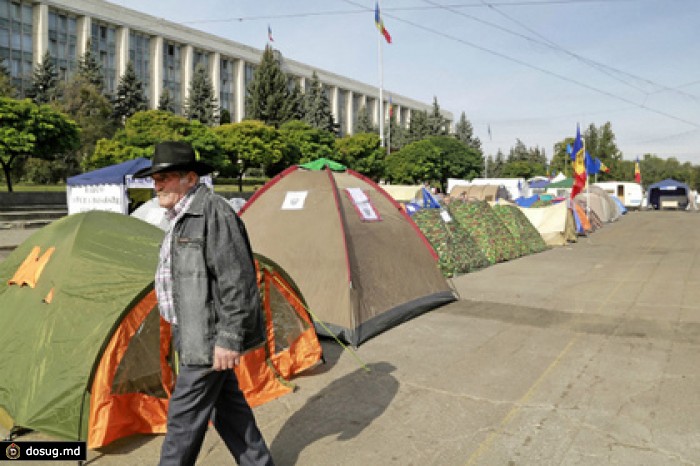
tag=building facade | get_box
[0,0,452,136]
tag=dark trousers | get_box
[159,345,274,465]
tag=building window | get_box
[219,57,235,117]
[48,9,77,82]
[129,30,151,102]
[91,20,117,93]
[0,0,33,95]
[163,40,182,113]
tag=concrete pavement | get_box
[1,210,699,465]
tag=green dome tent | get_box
[0,211,323,448]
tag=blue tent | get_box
[515,195,540,207]
[67,158,151,186]
[646,178,690,210]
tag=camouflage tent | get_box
[491,203,548,256]
[411,208,490,277]
[447,200,520,265]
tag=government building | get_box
[0,0,451,136]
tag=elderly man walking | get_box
[134,141,274,466]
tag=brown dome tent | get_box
[240,159,457,346]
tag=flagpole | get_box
[387,96,391,155]
[377,6,385,148]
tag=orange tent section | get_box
[235,254,323,408]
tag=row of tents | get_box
[0,158,630,450]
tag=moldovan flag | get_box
[375,2,392,43]
[570,125,587,199]
[634,158,641,183]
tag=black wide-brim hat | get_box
[133,141,214,178]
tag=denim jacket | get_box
[170,184,265,365]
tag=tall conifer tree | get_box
[27,51,59,104]
[303,72,335,133]
[113,61,148,123]
[184,64,218,125]
[246,45,295,127]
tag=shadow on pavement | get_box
[270,361,398,465]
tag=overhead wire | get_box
[339,0,700,130]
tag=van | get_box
[594,181,643,210]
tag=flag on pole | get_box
[375,2,392,43]
[634,158,641,183]
[585,152,601,175]
[268,25,274,42]
[570,124,587,199]
[600,160,610,173]
[388,95,393,117]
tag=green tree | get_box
[0,60,15,98]
[54,75,116,174]
[404,109,430,145]
[485,149,506,178]
[385,136,482,191]
[246,45,295,127]
[158,89,175,113]
[113,61,148,124]
[219,108,232,124]
[86,110,223,171]
[426,97,448,136]
[213,120,285,191]
[355,105,376,134]
[303,72,335,132]
[335,132,384,180]
[77,42,105,93]
[454,111,481,151]
[26,51,59,104]
[0,97,80,191]
[286,80,305,122]
[500,160,546,179]
[184,64,218,125]
[387,110,405,151]
[278,120,335,173]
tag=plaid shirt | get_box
[155,185,198,324]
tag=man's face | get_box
[152,171,195,209]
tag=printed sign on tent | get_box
[281,191,308,210]
[345,187,381,222]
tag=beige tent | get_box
[240,163,456,346]
[518,201,577,246]
[381,184,423,203]
[575,186,621,222]
[449,184,509,202]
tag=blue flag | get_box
[585,151,601,175]
[422,187,441,208]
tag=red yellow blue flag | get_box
[375,3,392,44]
[570,125,587,199]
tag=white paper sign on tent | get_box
[281,191,308,210]
[345,187,381,222]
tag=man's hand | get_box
[213,346,241,371]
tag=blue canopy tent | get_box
[66,158,153,215]
[67,158,151,186]
[646,179,690,210]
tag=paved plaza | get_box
[2,210,699,465]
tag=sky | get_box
[113,0,700,164]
